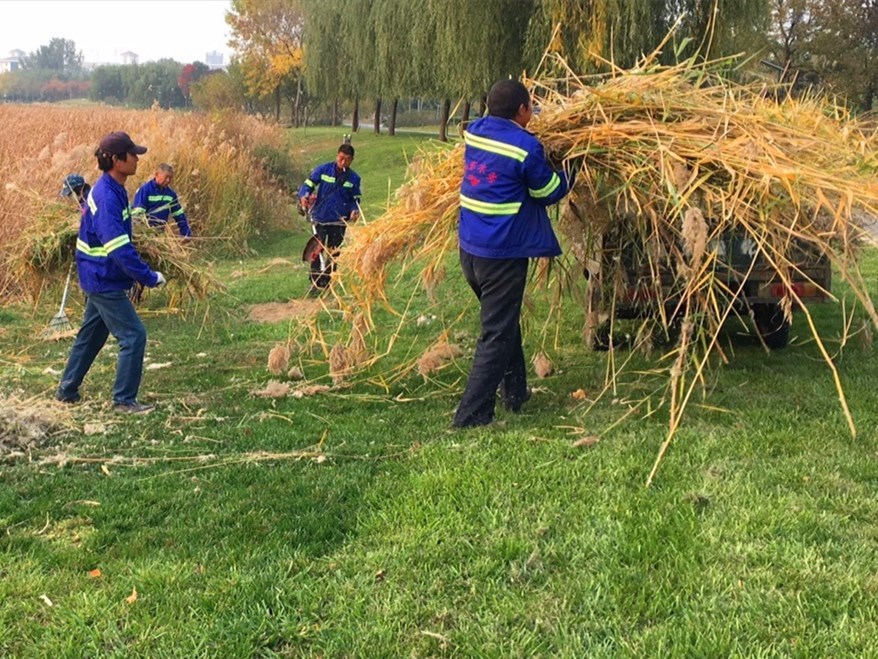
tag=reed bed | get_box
[326,55,878,482]
[0,104,293,300]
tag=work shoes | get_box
[113,401,155,415]
[55,391,81,404]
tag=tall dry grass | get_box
[0,104,294,298]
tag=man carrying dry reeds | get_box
[453,80,572,428]
[298,143,361,293]
[132,164,192,238]
[56,132,167,415]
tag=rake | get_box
[43,266,75,338]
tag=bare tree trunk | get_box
[389,98,398,136]
[352,98,360,132]
[373,98,382,134]
[438,98,451,142]
[459,99,471,136]
[275,86,281,123]
[331,99,339,126]
[477,96,487,118]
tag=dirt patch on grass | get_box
[248,299,322,323]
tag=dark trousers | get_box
[453,250,529,428]
[309,223,347,289]
[57,290,148,405]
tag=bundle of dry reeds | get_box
[325,54,878,481]
[5,205,219,305]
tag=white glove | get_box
[154,271,167,287]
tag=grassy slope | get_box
[2,127,878,656]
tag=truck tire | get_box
[752,303,790,349]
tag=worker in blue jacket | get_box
[132,163,192,237]
[56,131,166,415]
[298,143,361,291]
[453,79,572,428]
[61,173,91,211]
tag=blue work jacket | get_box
[298,162,362,224]
[459,116,571,259]
[132,178,192,237]
[76,173,160,294]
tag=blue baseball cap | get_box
[61,173,85,197]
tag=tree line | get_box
[230,0,878,137]
[2,1,877,134]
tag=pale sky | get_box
[0,0,234,66]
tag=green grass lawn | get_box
[2,128,878,656]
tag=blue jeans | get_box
[57,290,147,405]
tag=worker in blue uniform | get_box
[298,144,361,292]
[61,173,91,210]
[453,79,573,428]
[56,132,167,415]
[132,163,192,237]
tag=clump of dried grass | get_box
[0,394,76,456]
[328,321,370,385]
[417,340,463,379]
[4,208,220,306]
[267,343,291,375]
[532,352,555,378]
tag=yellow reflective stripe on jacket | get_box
[463,131,528,162]
[304,178,316,189]
[77,239,107,257]
[343,181,354,188]
[147,194,174,203]
[104,234,131,253]
[131,206,146,215]
[529,172,560,199]
[320,174,336,183]
[172,208,185,216]
[460,194,522,215]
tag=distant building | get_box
[120,51,138,65]
[205,51,224,70]
[0,49,24,73]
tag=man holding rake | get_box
[453,79,572,428]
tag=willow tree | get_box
[370,0,439,136]
[432,0,537,138]
[305,0,535,140]
[302,0,371,130]
[811,0,878,111]
[525,0,769,74]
